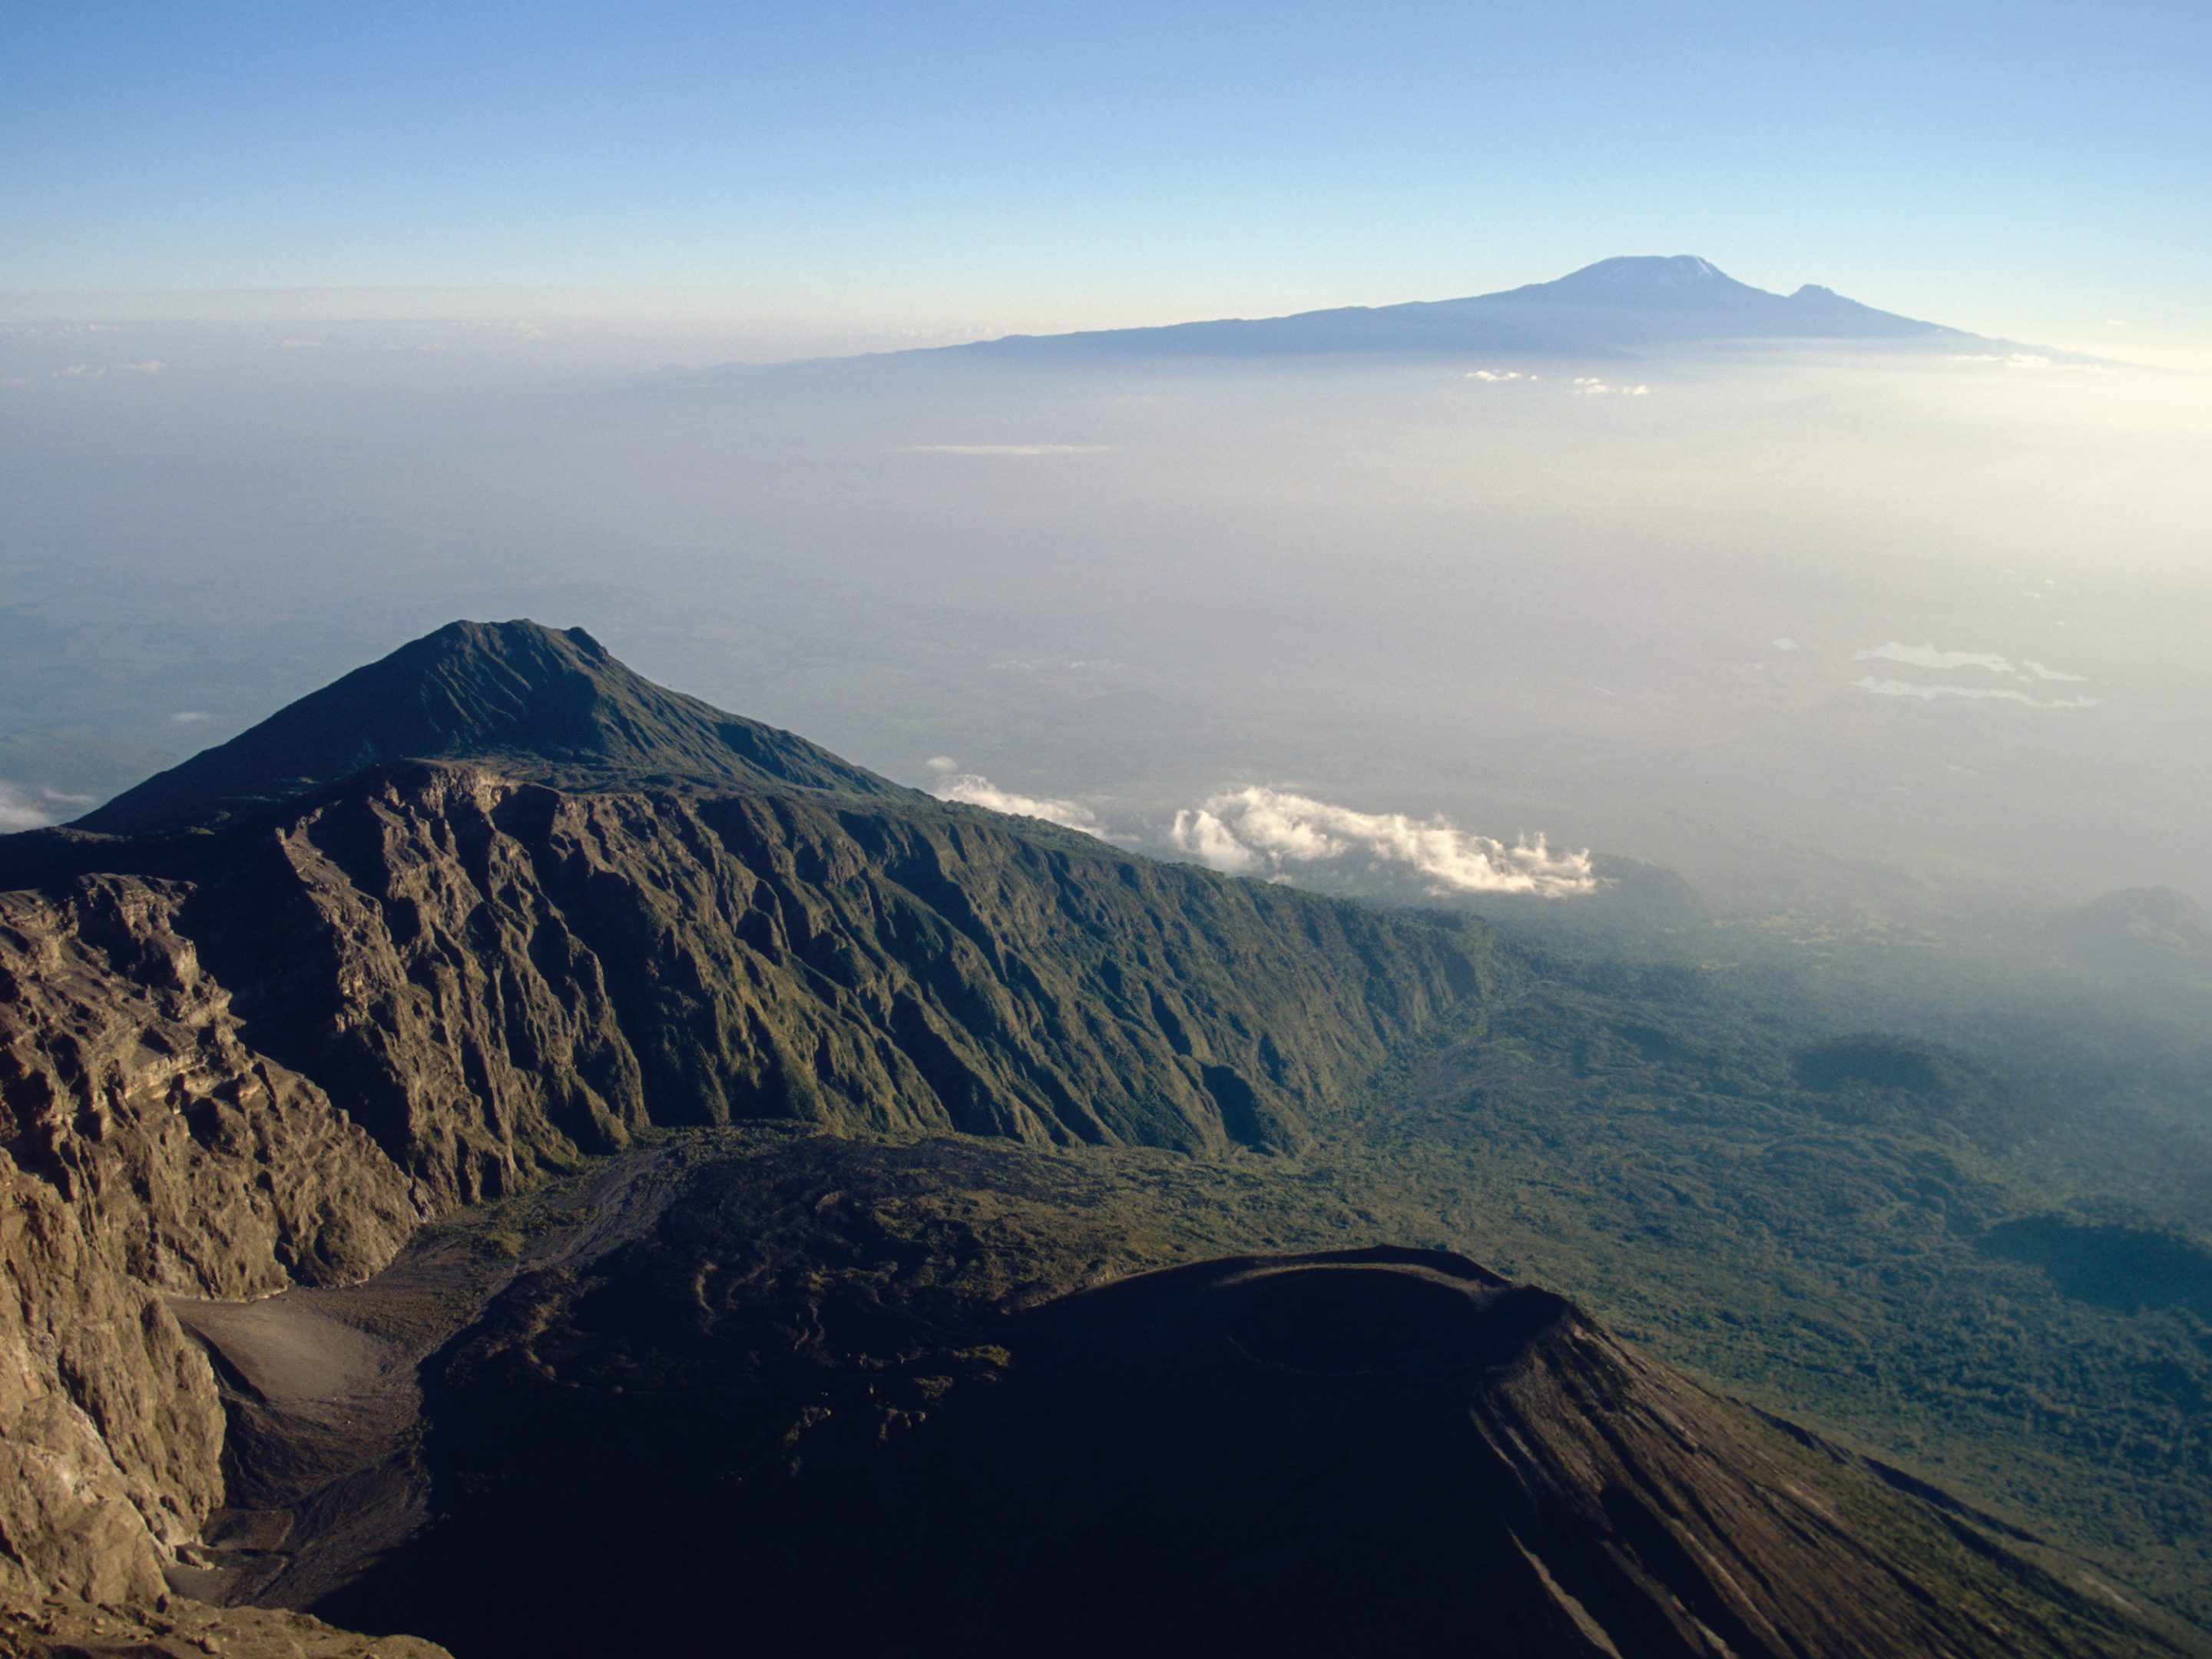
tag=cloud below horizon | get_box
[1167,786,1598,898]
[929,763,1103,835]
[1852,677,2100,709]
[0,782,58,831]
[1849,642,2096,706]
[1856,641,2015,674]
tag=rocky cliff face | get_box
[3,619,2169,1659]
[0,624,1495,1628]
[164,761,1488,1204]
[0,878,418,1615]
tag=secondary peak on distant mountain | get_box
[943,253,1985,363]
[75,618,900,836]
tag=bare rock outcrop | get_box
[0,764,1489,1620]
[171,762,1490,1205]
[1,879,418,1611]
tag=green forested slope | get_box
[1302,952,2212,1630]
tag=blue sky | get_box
[6,0,2208,353]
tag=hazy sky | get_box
[6,1,2209,360]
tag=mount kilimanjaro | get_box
[919,253,2019,363]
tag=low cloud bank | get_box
[929,762,1102,835]
[1857,642,2015,674]
[1853,677,2100,709]
[55,360,165,380]
[1850,642,2097,707]
[1167,786,1597,898]
[925,765,1597,898]
[0,782,58,832]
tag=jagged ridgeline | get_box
[0,619,1491,1628]
[0,621,2190,1659]
[12,621,1493,1207]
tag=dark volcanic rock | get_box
[892,1251,2162,1657]
[153,757,1487,1202]
[314,1138,2167,1659]
[11,623,1496,1206]
[0,622,2175,1659]
[0,622,1491,1620]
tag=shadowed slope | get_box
[154,758,1487,1199]
[75,620,899,836]
[906,1247,2164,1657]
[0,621,1491,1626]
[16,623,1494,1199]
[310,1140,2172,1659]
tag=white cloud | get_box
[40,786,95,806]
[899,443,1110,455]
[1167,808,1263,873]
[1168,786,1598,898]
[1466,369,1525,382]
[171,710,210,724]
[0,781,58,831]
[1851,643,2092,692]
[933,772,1103,836]
[987,657,1125,673]
[1571,376,1650,396]
[924,755,959,773]
[1772,637,1800,652]
[1852,677,2100,709]
[55,359,164,380]
[1854,642,2015,674]
[1949,351,2108,373]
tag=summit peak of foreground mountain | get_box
[0,626,2192,1657]
[74,618,899,837]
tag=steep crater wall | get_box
[0,765,1497,1611]
[176,763,1496,1203]
[0,879,419,1608]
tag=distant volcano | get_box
[934,254,2012,362]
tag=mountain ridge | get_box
[0,620,2190,1658]
[0,624,1508,1648]
[916,253,2011,363]
[74,618,902,839]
